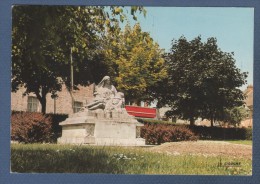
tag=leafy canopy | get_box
[160,36,247,125]
[104,23,167,103]
[12,5,145,113]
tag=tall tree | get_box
[159,36,247,126]
[104,23,167,104]
[12,5,145,113]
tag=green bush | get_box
[189,126,253,140]
[11,112,53,143]
[141,124,198,145]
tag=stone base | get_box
[57,110,145,146]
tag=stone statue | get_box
[105,92,125,113]
[86,76,120,111]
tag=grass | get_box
[224,140,252,145]
[11,143,252,175]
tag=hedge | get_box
[138,118,252,141]
[189,126,252,140]
[11,111,68,143]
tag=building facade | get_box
[11,84,94,115]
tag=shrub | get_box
[141,124,198,145]
[11,112,53,143]
[189,126,253,140]
[245,128,252,140]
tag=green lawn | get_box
[11,144,252,175]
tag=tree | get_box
[223,106,249,126]
[104,23,167,104]
[159,36,247,126]
[12,5,145,113]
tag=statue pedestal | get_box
[57,110,145,146]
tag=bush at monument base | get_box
[11,112,53,143]
[141,124,198,145]
[11,111,68,143]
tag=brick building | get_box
[11,84,94,115]
[11,83,158,117]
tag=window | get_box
[27,96,38,112]
[73,101,83,113]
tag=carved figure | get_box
[86,76,117,110]
[105,92,125,113]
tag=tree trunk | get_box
[190,117,195,126]
[35,91,47,114]
[40,97,47,114]
[210,116,214,127]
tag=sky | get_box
[128,7,254,90]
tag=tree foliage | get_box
[104,23,167,103]
[223,106,249,126]
[12,5,145,113]
[159,36,247,126]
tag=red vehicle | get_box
[125,105,157,119]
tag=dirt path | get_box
[147,141,252,159]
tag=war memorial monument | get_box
[58,76,145,146]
